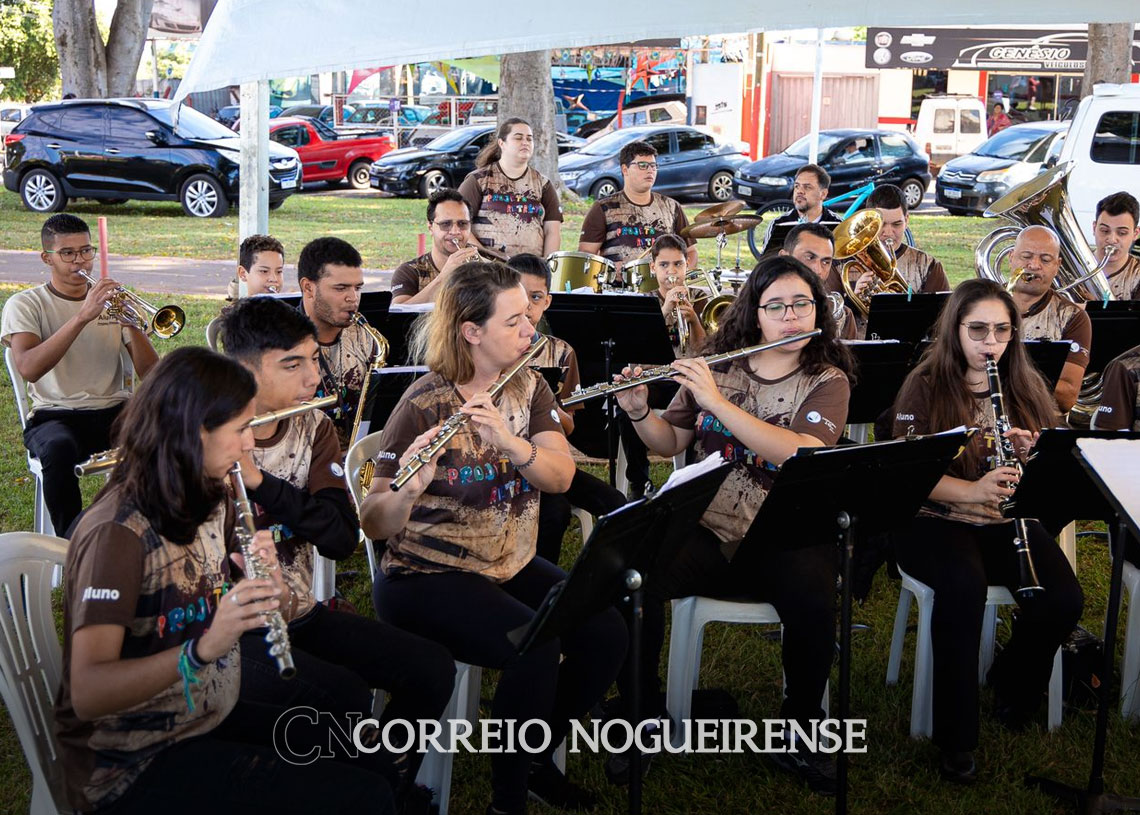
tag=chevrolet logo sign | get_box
[901,33,937,47]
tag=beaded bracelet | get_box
[517,439,539,469]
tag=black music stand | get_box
[358,366,429,437]
[511,461,733,815]
[865,292,949,344]
[1086,301,1140,373]
[1023,438,1140,813]
[763,219,842,256]
[373,305,428,367]
[736,429,973,815]
[1023,340,1072,391]
[843,340,915,430]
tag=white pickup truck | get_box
[1058,83,1140,242]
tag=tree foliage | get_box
[0,0,59,102]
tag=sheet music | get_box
[657,452,726,495]
[1075,438,1140,532]
[389,302,434,313]
[376,365,429,374]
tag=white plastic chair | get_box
[6,348,55,538]
[0,532,71,814]
[413,661,483,815]
[665,596,829,750]
[204,316,222,351]
[886,566,1063,738]
[1119,560,1140,721]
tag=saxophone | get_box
[349,312,390,445]
[230,461,296,679]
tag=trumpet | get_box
[77,270,184,338]
[453,238,511,263]
[349,312,390,445]
[561,330,822,407]
[389,335,548,492]
[666,275,691,354]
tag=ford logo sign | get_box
[901,51,933,64]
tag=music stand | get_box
[511,461,733,815]
[843,340,915,427]
[865,293,949,344]
[737,429,974,815]
[1085,301,1140,373]
[914,339,1070,390]
[373,306,428,367]
[762,219,842,256]
[358,366,428,437]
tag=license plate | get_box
[737,184,752,196]
[281,177,297,189]
[943,188,961,199]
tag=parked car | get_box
[280,103,356,126]
[369,125,583,197]
[3,98,300,217]
[913,94,987,172]
[935,120,1068,216]
[1,103,32,138]
[216,103,282,128]
[269,116,393,189]
[734,128,932,211]
[343,102,432,129]
[558,124,747,201]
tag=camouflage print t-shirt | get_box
[527,333,581,407]
[1108,255,1140,301]
[56,488,239,812]
[316,321,379,451]
[390,252,440,299]
[579,192,694,266]
[1020,289,1092,369]
[831,245,949,339]
[660,359,850,555]
[1093,344,1140,431]
[459,163,563,257]
[373,369,562,582]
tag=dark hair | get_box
[619,140,658,166]
[703,255,855,379]
[427,188,469,222]
[476,117,531,168]
[783,222,834,253]
[1095,191,1140,227]
[41,214,90,250]
[866,183,907,216]
[795,163,830,190]
[105,347,257,545]
[297,236,363,283]
[239,234,284,270]
[907,279,1057,432]
[218,296,317,363]
[508,253,551,289]
[651,234,688,260]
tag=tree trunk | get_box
[499,50,572,197]
[53,0,154,98]
[106,0,155,97]
[1082,23,1134,98]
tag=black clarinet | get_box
[983,354,1043,599]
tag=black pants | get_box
[618,411,652,497]
[619,525,837,727]
[374,556,628,812]
[536,469,627,564]
[894,516,1084,752]
[239,603,455,787]
[23,404,123,536]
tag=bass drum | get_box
[547,251,615,294]
[627,258,657,293]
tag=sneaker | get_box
[770,749,837,796]
[939,750,977,785]
[603,719,662,786]
[527,759,596,811]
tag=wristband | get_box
[629,406,651,422]
[178,640,201,713]
[185,637,208,670]
[516,439,539,469]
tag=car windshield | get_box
[579,129,655,156]
[150,104,237,140]
[783,132,845,158]
[974,127,1054,160]
[425,128,484,151]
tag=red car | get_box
[268,116,393,189]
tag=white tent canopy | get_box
[176,0,1138,101]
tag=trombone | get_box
[77,270,185,338]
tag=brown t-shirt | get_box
[459,163,563,257]
[251,410,345,618]
[390,252,440,299]
[528,332,581,408]
[316,321,379,451]
[579,192,694,265]
[1020,289,1092,369]
[56,488,239,811]
[1107,255,1140,301]
[373,369,562,582]
[660,360,849,554]
[1092,344,1140,431]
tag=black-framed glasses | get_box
[760,299,815,319]
[45,246,97,262]
[626,160,657,171]
[433,220,471,231]
[962,321,1015,342]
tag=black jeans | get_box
[239,603,456,787]
[617,411,652,497]
[618,525,837,727]
[374,556,628,812]
[536,469,627,564]
[894,516,1084,752]
[23,404,123,536]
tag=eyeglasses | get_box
[961,322,1015,342]
[760,299,816,319]
[433,220,471,231]
[45,246,97,262]
[626,161,658,171]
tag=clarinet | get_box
[983,354,1044,599]
[229,462,297,679]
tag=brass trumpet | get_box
[666,275,691,354]
[453,239,511,263]
[77,270,185,338]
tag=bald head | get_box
[1011,225,1062,293]
[1016,225,1061,254]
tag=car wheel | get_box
[180,174,229,218]
[419,170,447,198]
[348,160,372,190]
[746,200,795,260]
[707,171,735,202]
[20,169,68,213]
[269,199,286,211]
[900,178,926,210]
[590,178,618,200]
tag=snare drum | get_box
[627,258,657,293]
[547,251,615,293]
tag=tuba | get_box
[834,210,909,317]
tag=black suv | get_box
[3,98,301,217]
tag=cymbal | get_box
[682,215,765,239]
[693,200,746,224]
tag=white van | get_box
[1058,83,1140,242]
[913,94,987,172]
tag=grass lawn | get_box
[2,202,1136,814]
